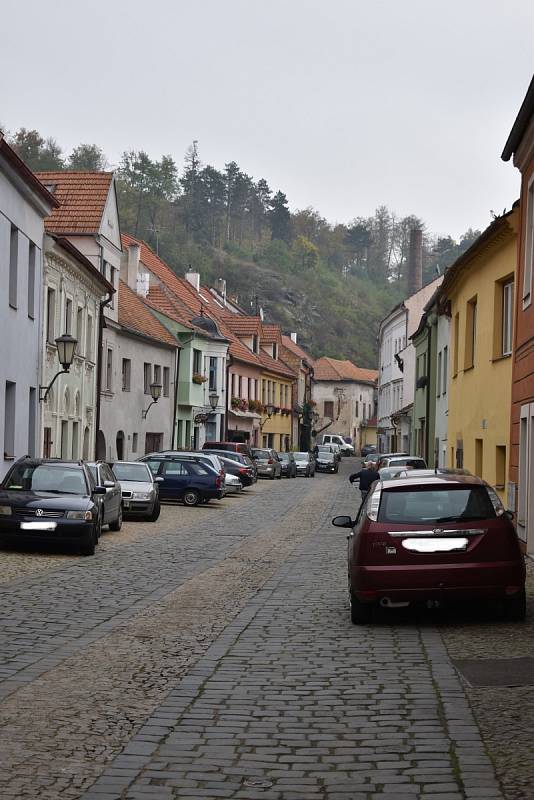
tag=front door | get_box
[145,432,163,454]
[160,460,189,499]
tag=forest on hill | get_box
[6,128,482,368]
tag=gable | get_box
[99,179,122,250]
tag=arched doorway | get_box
[116,430,125,461]
[82,426,90,460]
[96,430,106,460]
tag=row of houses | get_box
[378,75,534,555]
[0,133,378,478]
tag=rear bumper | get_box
[316,463,336,472]
[257,466,275,476]
[352,561,526,602]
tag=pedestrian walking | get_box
[349,460,380,503]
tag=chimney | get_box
[407,228,423,295]
[185,268,200,292]
[122,243,140,293]
[217,277,227,305]
[290,332,298,344]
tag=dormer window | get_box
[252,334,259,353]
[273,343,278,360]
[43,182,57,194]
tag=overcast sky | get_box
[1,0,532,239]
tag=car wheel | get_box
[277,471,282,479]
[350,589,373,624]
[183,489,200,506]
[80,527,96,556]
[109,504,123,532]
[334,467,339,474]
[148,499,160,522]
[504,589,527,621]
[311,470,315,478]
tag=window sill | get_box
[463,365,475,372]
[495,484,505,491]
[3,455,15,461]
[492,353,511,362]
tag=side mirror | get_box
[93,486,106,495]
[104,480,115,490]
[332,515,354,529]
[155,476,164,483]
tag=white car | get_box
[224,472,243,494]
[111,461,160,521]
[320,434,355,456]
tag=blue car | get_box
[139,454,224,506]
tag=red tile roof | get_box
[34,171,113,234]
[281,335,312,362]
[314,357,378,384]
[118,280,177,347]
[259,350,297,379]
[261,323,282,344]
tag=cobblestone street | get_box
[0,460,533,799]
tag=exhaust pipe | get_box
[380,597,410,609]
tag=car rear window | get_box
[377,486,496,524]
[295,453,309,460]
[252,449,270,458]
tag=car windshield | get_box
[3,464,88,495]
[295,453,309,460]
[377,486,496,524]
[112,463,151,482]
[278,453,290,461]
[252,449,270,458]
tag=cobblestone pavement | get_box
[1,460,530,799]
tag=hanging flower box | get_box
[192,373,207,385]
[248,399,264,413]
[231,396,248,412]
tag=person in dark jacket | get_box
[349,461,380,502]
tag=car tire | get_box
[80,527,96,556]
[148,499,160,522]
[109,504,123,532]
[334,467,339,474]
[504,589,527,621]
[311,470,315,478]
[350,590,373,624]
[277,472,282,480]
[183,489,200,506]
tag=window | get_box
[273,343,278,360]
[524,177,534,307]
[464,297,477,369]
[496,445,506,490]
[76,307,84,355]
[86,314,93,360]
[132,433,138,453]
[106,348,113,391]
[122,358,131,391]
[154,364,161,386]
[355,401,359,417]
[475,438,483,478]
[28,242,36,318]
[43,427,52,458]
[9,226,18,308]
[209,357,217,391]
[193,349,202,374]
[163,367,170,397]
[324,400,334,418]
[252,335,259,353]
[502,281,514,356]
[65,298,73,335]
[453,313,459,376]
[377,486,495,524]
[28,388,36,457]
[437,351,442,396]
[262,380,266,403]
[4,381,16,458]
[144,363,151,394]
[442,346,448,394]
[46,288,56,344]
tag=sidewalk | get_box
[82,485,503,800]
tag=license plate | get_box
[21,521,57,531]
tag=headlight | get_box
[66,510,93,521]
[0,505,12,515]
[133,491,153,500]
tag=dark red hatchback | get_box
[333,474,526,624]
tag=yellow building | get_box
[259,325,297,451]
[443,206,518,500]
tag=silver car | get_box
[294,452,316,477]
[111,461,161,521]
[224,472,243,494]
[251,448,282,479]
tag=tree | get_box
[68,143,107,171]
[269,191,291,242]
[291,235,319,272]
[10,128,64,170]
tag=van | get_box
[320,434,354,456]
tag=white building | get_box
[377,276,443,452]
[0,136,57,478]
[312,357,377,451]
[40,235,112,460]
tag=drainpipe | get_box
[224,354,234,440]
[425,322,432,465]
[94,290,114,459]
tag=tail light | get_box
[215,476,222,489]
[239,468,248,475]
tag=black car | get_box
[140,454,224,506]
[361,444,377,458]
[215,455,257,487]
[315,447,338,473]
[278,452,297,478]
[0,457,105,555]
[202,449,258,481]
[86,461,123,531]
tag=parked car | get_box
[86,461,123,531]
[379,455,427,469]
[0,457,104,555]
[251,448,282,479]
[332,473,526,624]
[361,444,377,458]
[211,455,256,487]
[315,447,338,473]
[201,450,258,482]
[378,466,411,481]
[110,461,161,521]
[157,451,226,482]
[202,441,253,459]
[320,434,354,456]
[223,472,243,495]
[294,452,316,477]
[315,443,341,464]
[139,454,224,506]
[278,452,297,478]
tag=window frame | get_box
[502,280,514,357]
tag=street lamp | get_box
[142,382,162,419]
[39,333,78,402]
[259,402,275,430]
[209,393,219,410]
